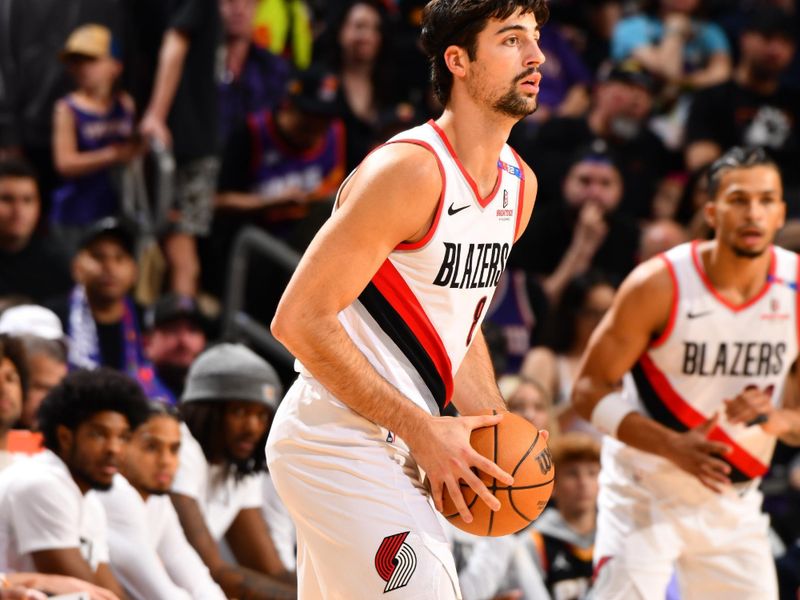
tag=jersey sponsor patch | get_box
[498,160,522,179]
[375,531,417,593]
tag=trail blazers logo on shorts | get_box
[375,531,417,593]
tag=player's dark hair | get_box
[540,270,617,354]
[707,146,780,198]
[180,401,268,481]
[0,334,28,406]
[0,157,38,183]
[38,368,150,453]
[143,401,181,423]
[420,0,549,105]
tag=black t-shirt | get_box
[510,200,640,281]
[0,236,73,303]
[686,80,800,188]
[512,116,673,220]
[168,0,220,161]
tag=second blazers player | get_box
[266,0,548,598]
[574,147,800,600]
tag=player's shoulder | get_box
[617,252,676,305]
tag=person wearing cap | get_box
[515,60,671,220]
[514,143,639,307]
[143,293,209,405]
[51,24,141,253]
[685,6,800,209]
[170,343,296,599]
[0,158,73,304]
[0,305,68,431]
[99,403,226,599]
[48,217,173,404]
[215,62,346,224]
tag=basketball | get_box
[442,412,554,536]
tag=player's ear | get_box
[444,45,469,80]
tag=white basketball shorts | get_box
[266,375,462,600]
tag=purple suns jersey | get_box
[297,120,527,416]
[51,95,134,226]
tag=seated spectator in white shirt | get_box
[171,343,296,599]
[100,403,225,600]
[0,304,68,430]
[0,368,149,597]
[0,334,27,471]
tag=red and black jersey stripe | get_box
[358,259,453,413]
[632,356,768,483]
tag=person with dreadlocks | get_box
[169,343,296,600]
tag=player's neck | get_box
[435,106,513,198]
[703,241,773,301]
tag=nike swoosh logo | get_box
[686,310,713,319]
[448,203,470,216]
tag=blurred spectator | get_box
[521,271,619,437]
[218,0,291,144]
[0,305,68,430]
[498,374,557,434]
[0,368,148,596]
[639,218,689,262]
[252,0,314,69]
[528,433,601,600]
[512,146,638,307]
[0,334,27,471]
[143,293,209,405]
[171,343,296,599]
[49,217,172,403]
[319,0,407,172]
[136,0,221,296]
[515,61,671,219]
[484,271,541,374]
[215,64,345,224]
[612,0,731,91]
[0,0,124,203]
[209,64,346,320]
[685,7,800,212]
[51,24,140,252]
[0,159,72,303]
[100,403,225,599]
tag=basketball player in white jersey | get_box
[573,146,800,600]
[265,0,548,597]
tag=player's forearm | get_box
[616,412,681,460]
[771,409,800,446]
[451,331,506,415]
[145,30,189,121]
[54,145,120,177]
[272,310,432,444]
[212,565,295,600]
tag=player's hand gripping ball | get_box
[442,412,554,536]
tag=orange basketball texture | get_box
[441,412,555,536]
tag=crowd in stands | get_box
[1,0,800,598]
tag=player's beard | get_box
[493,86,537,119]
[493,71,539,119]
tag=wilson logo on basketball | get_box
[536,447,553,475]
[375,531,417,593]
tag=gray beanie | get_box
[182,343,282,409]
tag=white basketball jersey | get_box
[631,241,799,481]
[299,120,525,416]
